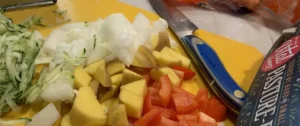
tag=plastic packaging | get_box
[236,21,300,126]
[176,0,300,23]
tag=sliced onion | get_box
[41,74,75,103]
[152,18,168,33]
[25,103,60,126]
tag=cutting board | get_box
[1,0,264,125]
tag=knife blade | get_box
[149,0,246,113]
[0,0,56,10]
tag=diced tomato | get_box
[134,109,161,126]
[195,88,209,103]
[199,122,217,126]
[152,106,177,120]
[168,99,177,110]
[179,121,189,126]
[195,88,209,112]
[152,82,161,89]
[198,112,217,126]
[190,109,199,116]
[172,65,196,80]
[159,75,172,107]
[177,114,198,122]
[209,97,222,104]
[205,98,227,122]
[143,90,152,115]
[172,93,198,114]
[148,87,161,106]
[172,87,195,99]
[143,74,151,85]
[157,117,180,126]
[186,121,202,126]
[128,117,137,126]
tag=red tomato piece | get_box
[159,75,172,107]
[195,88,209,103]
[134,109,161,126]
[172,88,195,98]
[152,106,177,120]
[186,121,202,126]
[195,88,209,112]
[177,114,198,122]
[157,117,180,126]
[143,90,152,115]
[142,74,151,85]
[128,117,137,126]
[148,87,161,106]
[205,98,227,122]
[209,97,222,104]
[190,109,199,116]
[172,65,196,80]
[152,82,161,89]
[172,93,198,114]
[198,112,217,126]
[179,121,189,126]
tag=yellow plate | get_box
[1,0,264,125]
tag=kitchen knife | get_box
[149,0,246,113]
[0,0,56,10]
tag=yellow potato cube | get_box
[61,114,71,126]
[150,67,181,87]
[119,90,143,119]
[161,47,191,68]
[107,59,125,75]
[153,51,182,67]
[84,60,103,75]
[74,67,92,90]
[111,74,123,86]
[69,87,107,126]
[121,79,147,97]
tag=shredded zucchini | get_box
[0,9,45,116]
[52,10,68,15]
[0,118,31,126]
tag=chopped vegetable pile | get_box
[0,11,228,126]
[0,9,44,119]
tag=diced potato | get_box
[152,32,170,51]
[119,90,144,119]
[111,74,123,86]
[150,67,180,87]
[35,64,48,78]
[61,114,71,126]
[131,46,157,68]
[74,67,92,89]
[181,79,200,95]
[152,51,182,67]
[161,47,191,68]
[98,85,117,103]
[89,80,100,95]
[121,79,147,97]
[115,104,129,126]
[69,87,107,126]
[106,99,119,125]
[107,59,125,75]
[120,69,144,85]
[151,34,159,50]
[93,60,112,87]
[101,98,114,112]
[84,60,103,75]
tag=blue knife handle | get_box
[181,35,246,109]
